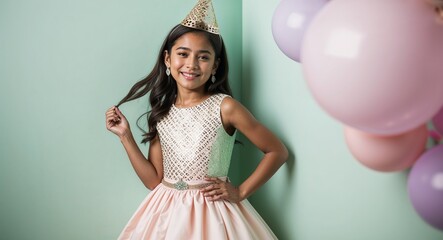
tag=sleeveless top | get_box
[157,94,236,181]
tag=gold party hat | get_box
[181,0,219,34]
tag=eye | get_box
[177,52,188,57]
[199,55,210,61]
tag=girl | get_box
[106,4,288,238]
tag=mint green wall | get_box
[241,0,443,239]
[2,0,442,239]
[0,0,241,239]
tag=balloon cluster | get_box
[272,0,443,231]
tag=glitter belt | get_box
[161,179,212,190]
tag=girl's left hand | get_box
[201,177,242,203]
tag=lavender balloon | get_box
[272,0,328,62]
[433,106,443,135]
[408,145,443,230]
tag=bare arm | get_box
[106,106,163,190]
[201,98,288,202]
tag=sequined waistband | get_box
[161,179,212,190]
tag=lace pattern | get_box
[157,94,236,181]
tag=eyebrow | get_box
[175,47,213,55]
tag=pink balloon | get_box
[344,125,428,172]
[302,0,443,135]
[429,130,442,143]
[432,106,443,135]
[272,0,328,62]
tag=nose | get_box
[186,55,198,69]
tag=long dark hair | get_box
[116,24,232,144]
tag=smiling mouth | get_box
[182,72,200,79]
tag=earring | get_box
[211,74,216,83]
[166,68,170,76]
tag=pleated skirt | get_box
[118,181,277,240]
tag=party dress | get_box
[118,94,277,240]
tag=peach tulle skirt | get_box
[118,181,277,240]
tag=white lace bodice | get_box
[157,94,236,181]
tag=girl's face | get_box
[164,32,219,93]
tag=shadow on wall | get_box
[238,50,298,239]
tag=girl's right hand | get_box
[105,106,130,138]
